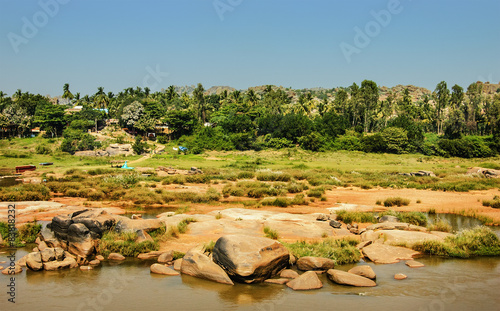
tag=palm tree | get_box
[166,85,178,101]
[246,89,259,106]
[62,83,74,103]
[95,87,109,110]
[14,89,22,100]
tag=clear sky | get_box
[0,0,499,96]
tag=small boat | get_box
[15,165,36,173]
[39,162,53,166]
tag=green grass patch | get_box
[412,226,500,258]
[97,231,159,258]
[379,210,428,226]
[335,210,377,224]
[263,226,279,239]
[383,197,411,207]
[427,219,452,232]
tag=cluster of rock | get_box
[75,144,134,157]
[467,167,500,178]
[316,214,365,235]
[399,170,436,177]
[156,166,203,176]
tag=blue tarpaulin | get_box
[121,161,134,169]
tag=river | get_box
[0,215,499,311]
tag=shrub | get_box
[427,219,452,233]
[413,226,500,257]
[222,185,246,198]
[35,144,51,155]
[177,217,197,234]
[287,182,306,193]
[261,197,291,207]
[97,231,159,257]
[283,238,360,265]
[482,198,500,209]
[237,171,255,179]
[383,197,411,207]
[87,190,106,201]
[438,136,495,158]
[256,172,291,182]
[0,184,51,201]
[381,127,408,154]
[379,210,427,226]
[263,226,279,240]
[335,210,377,224]
[18,222,42,243]
[185,174,211,184]
[307,187,325,198]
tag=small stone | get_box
[286,271,323,290]
[280,269,299,279]
[327,269,376,287]
[329,220,342,229]
[108,253,126,261]
[96,255,105,261]
[80,266,93,271]
[158,251,174,263]
[89,259,100,265]
[348,265,376,280]
[394,273,407,280]
[316,214,330,221]
[1,265,23,275]
[405,260,425,268]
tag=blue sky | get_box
[0,0,499,96]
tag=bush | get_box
[256,172,291,182]
[0,184,51,201]
[379,210,428,226]
[307,187,325,198]
[427,219,452,232]
[261,197,291,207]
[381,127,408,154]
[335,210,377,224]
[287,182,306,193]
[383,197,411,207]
[18,222,42,243]
[413,226,500,257]
[283,238,360,265]
[98,231,159,257]
[299,131,325,151]
[482,198,500,209]
[438,136,495,158]
[237,171,255,179]
[132,136,149,155]
[35,144,52,155]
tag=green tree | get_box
[193,83,206,123]
[62,83,74,102]
[433,81,450,134]
[360,80,379,133]
[34,102,65,137]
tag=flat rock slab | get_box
[286,271,323,290]
[327,269,376,287]
[394,273,407,280]
[150,263,179,276]
[348,265,376,280]
[378,230,445,247]
[280,269,299,279]
[406,260,425,268]
[362,243,420,264]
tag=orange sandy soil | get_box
[3,184,499,228]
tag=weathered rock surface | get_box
[72,209,116,239]
[286,271,323,290]
[296,256,335,271]
[40,248,56,262]
[158,251,174,263]
[212,235,289,283]
[108,253,126,261]
[181,246,234,285]
[362,244,420,264]
[406,260,425,268]
[96,255,105,261]
[316,214,330,221]
[137,251,164,260]
[16,254,28,267]
[348,265,376,280]
[280,269,299,279]
[327,269,376,287]
[43,257,77,270]
[114,217,162,233]
[173,258,182,271]
[89,259,100,265]
[1,265,22,275]
[67,223,96,258]
[135,230,154,243]
[150,263,179,276]
[329,220,342,229]
[467,167,500,178]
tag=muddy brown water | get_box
[1,216,499,310]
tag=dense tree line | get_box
[1,80,500,157]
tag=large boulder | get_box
[280,269,299,279]
[158,251,174,263]
[49,214,73,240]
[67,223,96,258]
[137,251,164,260]
[72,209,116,239]
[43,257,77,271]
[114,217,163,233]
[327,269,376,287]
[26,252,43,271]
[150,263,179,276]
[347,265,376,280]
[181,246,234,285]
[286,271,323,290]
[40,248,56,262]
[296,257,335,271]
[38,228,62,248]
[108,253,126,261]
[212,235,290,283]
